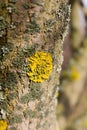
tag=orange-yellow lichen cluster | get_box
[70,66,80,80]
[0,120,7,130]
[62,66,80,81]
[27,51,52,82]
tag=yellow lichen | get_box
[27,51,52,82]
[0,120,7,130]
[70,66,80,80]
[61,66,80,81]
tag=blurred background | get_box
[57,0,87,130]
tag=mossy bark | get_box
[0,0,70,130]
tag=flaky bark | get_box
[0,0,70,130]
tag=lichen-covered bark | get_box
[0,0,70,130]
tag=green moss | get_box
[9,0,16,4]
[22,3,30,10]
[56,3,66,20]
[12,56,24,68]
[36,120,49,129]
[8,3,16,13]
[35,101,49,118]
[15,105,22,110]
[4,42,13,52]
[29,82,43,100]
[44,109,49,117]
[0,43,13,61]
[12,44,37,69]
[42,120,50,128]
[0,90,5,100]
[0,101,7,110]
[0,16,8,31]
[36,101,44,111]
[0,16,8,38]
[8,114,22,125]
[1,2,7,9]
[23,36,29,42]
[45,19,56,32]
[52,85,57,97]
[59,3,70,36]
[0,47,4,61]
[9,127,17,130]
[25,20,40,34]
[23,109,37,119]
[4,71,18,90]
[19,83,43,104]
[7,92,18,101]
[19,93,31,104]
[22,44,37,57]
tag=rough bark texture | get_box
[0,0,70,130]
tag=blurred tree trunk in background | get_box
[58,0,87,130]
[71,0,87,50]
[0,0,70,130]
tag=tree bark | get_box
[0,0,70,130]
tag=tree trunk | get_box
[0,0,70,130]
